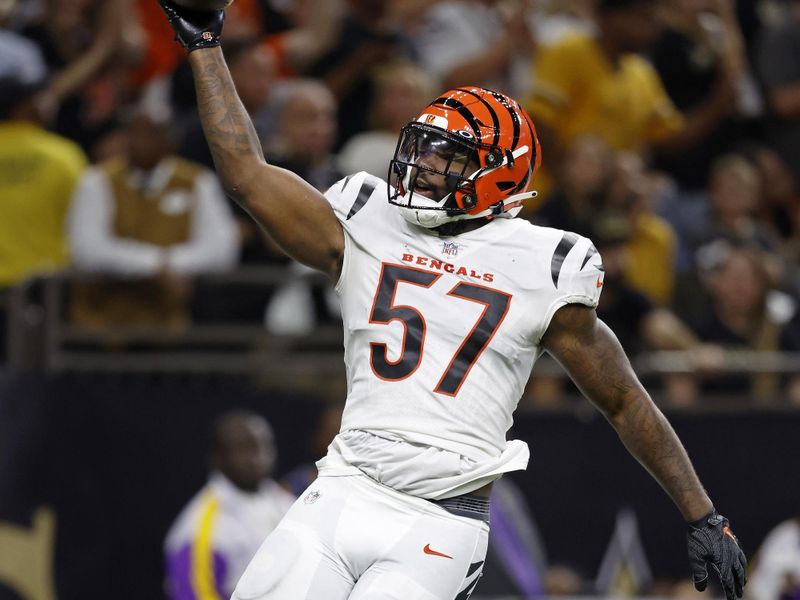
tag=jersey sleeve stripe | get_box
[550,232,580,287]
[580,244,598,270]
[346,179,378,220]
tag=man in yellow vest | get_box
[67,108,239,328]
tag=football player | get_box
[158,2,748,599]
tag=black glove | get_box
[687,510,747,600]
[158,0,224,52]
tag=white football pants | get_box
[231,473,489,600]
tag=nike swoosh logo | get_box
[423,544,453,559]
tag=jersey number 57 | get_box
[368,263,511,397]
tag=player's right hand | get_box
[686,510,747,600]
[157,0,224,52]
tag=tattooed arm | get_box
[541,304,714,521]
[187,48,344,278]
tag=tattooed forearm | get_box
[543,305,714,521]
[189,48,265,199]
[611,388,713,521]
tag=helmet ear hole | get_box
[485,149,503,168]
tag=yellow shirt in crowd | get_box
[527,32,684,152]
[526,34,682,303]
[0,121,87,287]
[627,213,677,305]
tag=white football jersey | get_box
[318,172,604,498]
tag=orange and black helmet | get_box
[389,86,541,227]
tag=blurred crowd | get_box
[1,0,800,405]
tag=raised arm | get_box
[159,0,344,278]
[541,304,747,600]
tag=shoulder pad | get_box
[325,172,384,222]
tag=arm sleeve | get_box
[536,234,605,343]
[323,171,383,292]
[167,172,240,274]
[67,169,164,276]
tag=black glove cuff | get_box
[688,508,722,529]
[187,33,221,52]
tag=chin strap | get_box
[398,189,538,229]
[469,190,538,220]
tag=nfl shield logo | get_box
[442,242,460,256]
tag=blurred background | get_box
[1,0,799,598]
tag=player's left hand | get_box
[687,510,747,600]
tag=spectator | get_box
[164,410,295,600]
[67,108,239,328]
[308,0,411,147]
[130,0,193,88]
[526,0,734,198]
[22,0,145,153]
[748,517,800,600]
[592,210,714,360]
[754,0,800,187]
[690,244,794,402]
[650,0,759,191]
[680,154,779,262]
[337,60,435,179]
[0,0,47,85]
[740,143,800,260]
[268,79,342,192]
[0,74,87,288]
[410,0,536,97]
[258,0,345,78]
[531,134,612,231]
[530,0,595,47]
[535,140,677,304]
[0,73,87,361]
[604,151,678,305]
